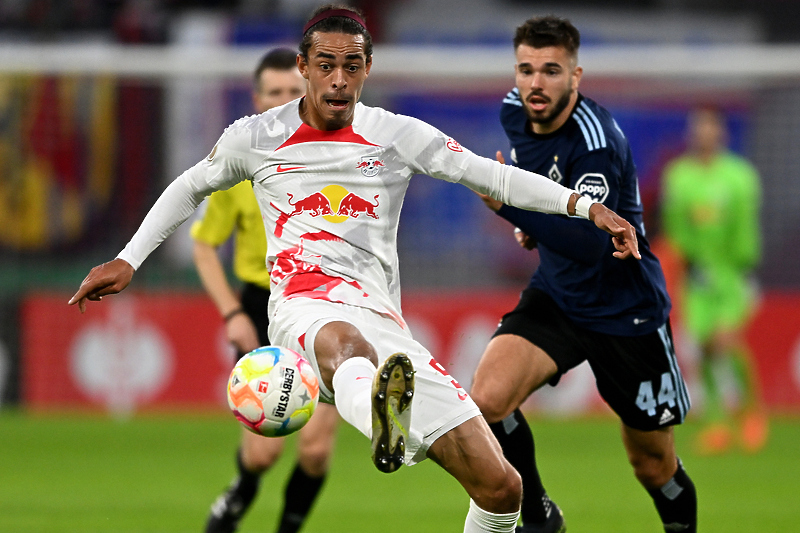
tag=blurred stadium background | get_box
[2,0,800,531]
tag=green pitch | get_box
[1,411,799,532]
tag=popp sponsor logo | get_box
[573,173,609,203]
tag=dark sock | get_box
[276,465,327,533]
[647,459,697,533]
[235,448,261,497]
[488,409,548,524]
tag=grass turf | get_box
[1,411,799,532]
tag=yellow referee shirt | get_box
[190,181,270,290]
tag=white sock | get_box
[463,499,520,533]
[332,357,376,439]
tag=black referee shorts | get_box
[493,288,691,431]
[236,282,271,361]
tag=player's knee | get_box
[297,442,333,477]
[320,322,377,362]
[242,452,277,473]
[469,385,511,424]
[628,450,675,489]
[502,467,523,507]
[242,439,283,473]
[476,466,522,513]
[316,322,379,385]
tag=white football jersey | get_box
[118,99,574,322]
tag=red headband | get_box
[302,9,367,35]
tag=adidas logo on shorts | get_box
[659,408,675,425]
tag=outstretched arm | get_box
[472,151,640,260]
[67,168,209,313]
[401,118,639,258]
[68,258,135,313]
[67,125,255,313]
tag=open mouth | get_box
[527,96,549,112]
[325,98,350,110]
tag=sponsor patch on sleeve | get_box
[574,173,609,203]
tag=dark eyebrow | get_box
[518,61,563,70]
[313,51,365,62]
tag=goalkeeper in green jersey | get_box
[662,107,767,455]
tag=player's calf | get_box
[371,353,415,473]
[646,459,697,533]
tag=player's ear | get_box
[572,65,583,90]
[364,55,372,77]
[297,53,310,80]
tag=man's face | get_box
[688,109,726,155]
[297,31,371,131]
[252,67,305,113]
[514,44,582,134]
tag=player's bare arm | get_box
[67,258,135,313]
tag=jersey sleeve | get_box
[117,121,258,270]
[568,148,622,211]
[496,207,607,264]
[397,117,572,216]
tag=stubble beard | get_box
[524,88,573,127]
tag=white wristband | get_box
[575,195,594,219]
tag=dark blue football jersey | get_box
[498,89,670,336]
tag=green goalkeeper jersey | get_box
[662,151,761,279]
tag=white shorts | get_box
[269,297,481,466]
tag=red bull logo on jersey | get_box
[286,192,334,217]
[356,156,385,177]
[271,184,380,237]
[337,192,379,219]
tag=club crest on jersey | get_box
[446,138,463,152]
[356,156,385,177]
[574,173,609,203]
[548,163,563,183]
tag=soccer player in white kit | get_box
[69,5,641,532]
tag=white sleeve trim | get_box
[575,195,594,219]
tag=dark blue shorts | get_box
[493,288,691,431]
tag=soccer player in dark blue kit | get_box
[470,16,697,533]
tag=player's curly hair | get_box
[513,16,581,57]
[299,4,372,59]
